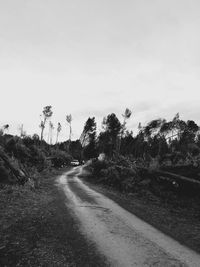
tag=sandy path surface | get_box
[58,167,200,267]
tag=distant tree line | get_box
[80,110,200,166]
[1,105,200,168]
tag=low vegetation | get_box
[1,105,200,264]
[80,110,200,253]
[0,170,106,266]
[82,110,200,190]
[0,134,73,186]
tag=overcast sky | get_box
[0,0,200,141]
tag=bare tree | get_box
[118,108,132,153]
[39,106,53,141]
[3,124,9,131]
[56,122,62,144]
[18,124,26,138]
[138,122,142,133]
[0,124,9,136]
[66,114,72,141]
[122,108,132,134]
[2,124,9,135]
[48,121,54,144]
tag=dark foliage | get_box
[89,156,139,191]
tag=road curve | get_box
[57,167,200,267]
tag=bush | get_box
[113,155,132,168]
[5,137,17,155]
[103,166,121,188]
[23,136,35,147]
[50,149,72,168]
[88,158,139,191]
[5,137,30,163]
[90,159,109,177]
[15,143,30,163]
[28,145,47,171]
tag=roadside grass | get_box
[80,173,200,254]
[0,169,107,267]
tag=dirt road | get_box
[58,167,200,267]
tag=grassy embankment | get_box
[0,168,106,267]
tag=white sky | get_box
[0,0,200,142]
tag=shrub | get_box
[5,137,17,155]
[104,166,121,188]
[50,149,72,168]
[113,154,132,168]
[23,136,35,147]
[15,143,30,163]
[88,158,139,191]
[5,137,31,163]
[90,159,110,177]
[28,145,47,170]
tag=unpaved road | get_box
[58,167,200,267]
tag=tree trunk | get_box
[0,150,27,184]
[56,131,59,144]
